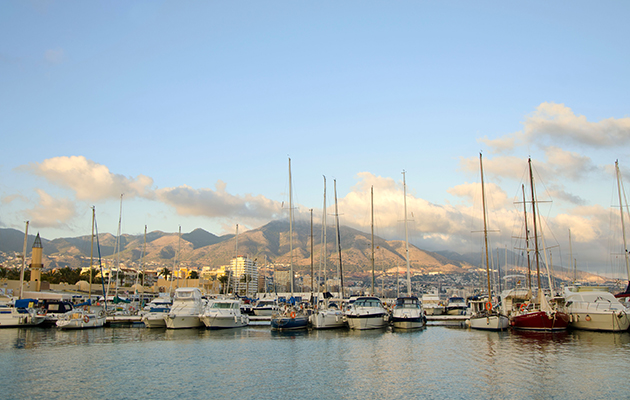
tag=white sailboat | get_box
[271,158,309,331]
[391,174,426,330]
[311,176,345,329]
[57,208,106,329]
[468,154,509,331]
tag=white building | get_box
[229,256,258,297]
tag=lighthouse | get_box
[30,233,43,291]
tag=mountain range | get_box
[0,220,602,282]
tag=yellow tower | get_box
[30,233,43,291]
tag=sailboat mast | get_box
[403,171,411,297]
[289,158,294,296]
[480,154,492,301]
[371,186,375,296]
[528,158,542,293]
[322,176,327,293]
[569,229,574,285]
[310,209,314,298]
[141,225,147,305]
[89,207,95,303]
[235,223,239,295]
[334,179,344,299]
[615,160,630,282]
[521,185,532,292]
[19,221,29,300]
[114,194,123,298]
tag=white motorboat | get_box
[201,298,249,329]
[421,292,445,316]
[564,286,630,332]
[344,296,389,330]
[391,296,426,330]
[0,299,45,328]
[140,297,172,328]
[311,300,345,329]
[445,297,468,315]
[253,299,278,316]
[164,288,205,329]
[56,307,106,329]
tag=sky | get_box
[1,1,630,278]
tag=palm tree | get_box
[189,270,199,280]
[218,274,229,294]
[159,268,171,280]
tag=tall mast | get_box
[371,186,375,296]
[235,223,239,295]
[480,154,492,302]
[569,228,574,285]
[310,209,314,299]
[334,179,344,299]
[321,176,327,294]
[521,184,532,292]
[403,171,411,297]
[19,221,29,300]
[141,225,147,305]
[289,158,294,296]
[89,207,95,303]
[114,194,123,298]
[528,158,542,293]
[615,160,630,283]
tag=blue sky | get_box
[1,1,630,277]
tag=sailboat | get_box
[271,158,309,331]
[508,158,569,331]
[311,176,345,329]
[564,161,630,331]
[468,154,509,331]
[57,207,106,329]
[391,176,425,330]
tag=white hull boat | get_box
[164,288,205,329]
[311,307,345,329]
[564,287,630,332]
[468,314,509,331]
[344,297,389,330]
[0,305,45,328]
[391,297,426,330]
[56,308,106,329]
[201,299,249,329]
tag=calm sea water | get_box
[1,324,629,400]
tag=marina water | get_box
[2,325,629,399]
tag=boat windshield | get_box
[355,299,382,308]
[396,298,419,308]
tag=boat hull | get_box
[468,314,509,331]
[510,310,570,331]
[164,314,203,329]
[345,314,388,330]
[141,313,167,328]
[310,310,345,329]
[56,313,105,330]
[568,311,630,332]
[391,317,426,330]
[0,309,45,328]
[270,315,308,331]
[201,315,248,329]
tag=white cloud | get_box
[156,180,283,229]
[22,156,154,201]
[25,189,76,228]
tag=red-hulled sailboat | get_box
[509,158,570,331]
